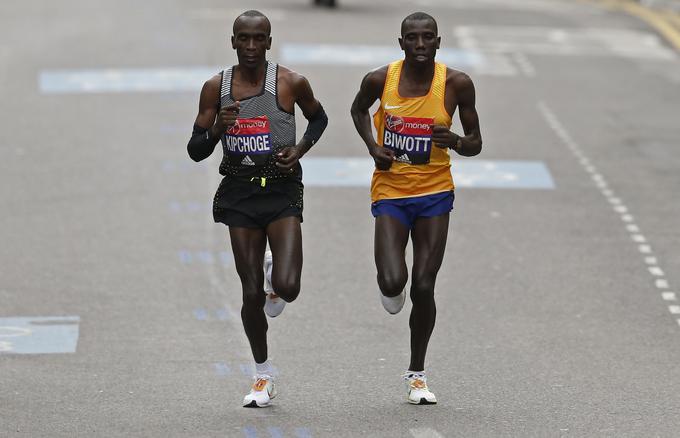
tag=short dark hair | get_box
[233,10,271,36]
[401,12,438,36]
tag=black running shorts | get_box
[213,176,304,229]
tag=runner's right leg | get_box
[229,227,268,363]
[374,215,410,312]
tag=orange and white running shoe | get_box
[404,372,437,405]
[263,250,285,317]
[243,375,277,408]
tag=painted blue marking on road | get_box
[295,428,313,438]
[193,309,208,321]
[39,67,220,94]
[0,317,79,354]
[169,201,182,213]
[213,362,231,377]
[178,250,193,264]
[219,251,233,266]
[301,158,555,189]
[215,308,231,321]
[268,427,284,438]
[242,426,258,438]
[281,44,484,68]
[196,251,215,264]
[240,363,256,376]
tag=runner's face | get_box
[399,20,440,64]
[231,17,271,68]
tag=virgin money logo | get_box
[385,114,405,133]
[227,120,241,135]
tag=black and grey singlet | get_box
[218,62,298,179]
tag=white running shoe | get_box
[380,290,406,314]
[404,372,437,405]
[263,250,285,317]
[243,375,277,408]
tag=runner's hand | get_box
[370,144,395,171]
[275,146,302,173]
[432,125,458,149]
[214,102,240,134]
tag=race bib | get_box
[382,114,434,165]
[223,116,272,166]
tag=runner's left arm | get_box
[275,75,328,171]
[432,72,482,157]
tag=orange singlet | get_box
[371,60,454,203]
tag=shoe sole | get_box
[409,398,437,405]
[243,400,271,408]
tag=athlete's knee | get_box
[409,273,436,302]
[377,271,408,297]
[271,275,300,303]
[242,285,265,308]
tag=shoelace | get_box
[403,372,428,389]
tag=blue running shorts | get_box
[371,191,454,229]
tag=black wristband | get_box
[302,104,328,145]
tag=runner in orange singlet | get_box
[350,12,482,405]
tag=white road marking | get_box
[410,428,445,438]
[649,267,665,277]
[645,256,658,265]
[631,234,647,243]
[537,101,676,330]
[662,292,677,301]
[512,52,537,76]
[638,244,652,254]
[454,26,676,60]
[656,279,670,289]
[627,224,641,233]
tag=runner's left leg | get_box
[265,216,303,303]
[408,214,449,371]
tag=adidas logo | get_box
[395,154,411,164]
[241,155,255,166]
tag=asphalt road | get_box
[1,0,680,436]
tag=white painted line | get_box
[656,279,670,289]
[608,197,622,205]
[410,428,445,438]
[645,256,658,265]
[662,292,677,301]
[512,52,537,76]
[614,205,628,213]
[626,224,641,233]
[638,244,652,254]
[669,305,680,315]
[649,267,665,276]
[601,189,613,197]
[631,234,647,243]
[621,214,635,222]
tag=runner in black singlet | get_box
[187,10,328,408]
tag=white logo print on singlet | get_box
[395,154,412,164]
[241,155,255,166]
[384,104,402,110]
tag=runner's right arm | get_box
[187,75,239,162]
[350,67,395,171]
